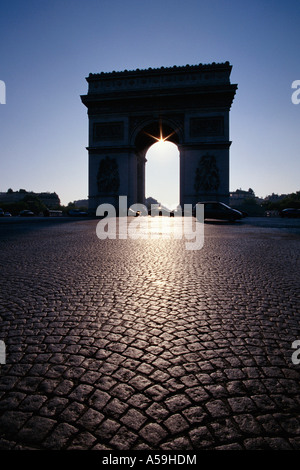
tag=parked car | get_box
[237,210,248,218]
[19,210,35,216]
[0,208,4,217]
[4,212,12,217]
[279,208,300,218]
[193,201,243,221]
[128,208,141,217]
[68,209,88,216]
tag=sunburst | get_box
[144,121,177,144]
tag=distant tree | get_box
[262,190,300,211]
[1,201,28,216]
[7,188,13,193]
[233,198,265,216]
[22,194,46,215]
[279,191,300,209]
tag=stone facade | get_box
[0,191,60,208]
[81,62,237,212]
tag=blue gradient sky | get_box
[0,0,299,207]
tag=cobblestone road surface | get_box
[0,216,300,450]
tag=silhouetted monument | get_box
[81,62,237,212]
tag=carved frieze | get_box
[97,156,120,193]
[194,154,220,192]
[93,122,124,142]
[190,117,224,138]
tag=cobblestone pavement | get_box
[0,216,300,451]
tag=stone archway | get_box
[81,62,237,212]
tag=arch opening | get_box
[134,120,181,209]
[146,140,180,211]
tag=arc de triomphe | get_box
[81,62,237,212]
